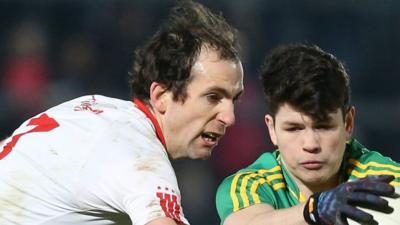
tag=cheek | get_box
[173,108,209,131]
[327,131,346,151]
[167,107,195,132]
[170,103,201,120]
[277,140,298,164]
[323,133,347,162]
[276,132,298,153]
[274,129,292,145]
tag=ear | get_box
[344,106,355,141]
[149,82,169,114]
[265,114,278,146]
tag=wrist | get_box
[303,193,322,224]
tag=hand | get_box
[303,175,395,225]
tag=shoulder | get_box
[49,95,137,118]
[216,151,284,221]
[217,151,281,192]
[345,139,400,187]
[45,95,155,137]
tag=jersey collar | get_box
[133,98,167,150]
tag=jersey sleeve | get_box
[120,162,188,225]
[74,113,189,225]
[346,143,400,187]
[216,170,276,224]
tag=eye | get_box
[285,126,302,132]
[206,93,222,104]
[315,124,334,130]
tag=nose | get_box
[216,102,235,127]
[302,129,320,153]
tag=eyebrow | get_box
[282,121,303,126]
[281,120,334,127]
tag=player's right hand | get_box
[303,175,395,225]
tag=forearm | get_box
[224,175,396,225]
[224,203,308,225]
[146,217,183,225]
[248,204,307,225]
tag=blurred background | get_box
[1,0,399,224]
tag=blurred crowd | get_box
[1,1,399,224]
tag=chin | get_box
[300,175,320,183]
[301,172,328,184]
[190,148,212,160]
[305,175,338,191]
[197,152,212,160]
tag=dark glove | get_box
[303,175,395,225]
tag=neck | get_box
[133,98,167,150]
[296,174,340,199]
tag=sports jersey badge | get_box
[156,186,183,223]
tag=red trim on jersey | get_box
[133,98,167,150]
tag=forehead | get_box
[275,104,343,124]
[188,47,244,93]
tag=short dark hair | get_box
[129,0,240,103]
[260,44,350,122]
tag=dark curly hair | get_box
[260,44,350,122]
[129,0,240,103]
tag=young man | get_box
[0,1,243,225]
[216,44,400,225]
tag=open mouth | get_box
[201,132,221,144]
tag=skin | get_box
[147,217,185,225]
[150,46,244,160]
[223,103,355,225]
[265,104,354,196]
[147,46,243,225]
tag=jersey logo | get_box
[74,95,104,114]
[0,113,59,160]
[156,186,182,223]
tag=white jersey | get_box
[0,95,189,225]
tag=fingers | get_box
[363,175,395,183]
[347,192,390,208]
[340,204,376,225]
[352,176,395,196]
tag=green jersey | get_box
[216,139,400,224]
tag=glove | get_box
[303,175,395,225]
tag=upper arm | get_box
[76,123,189,225]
